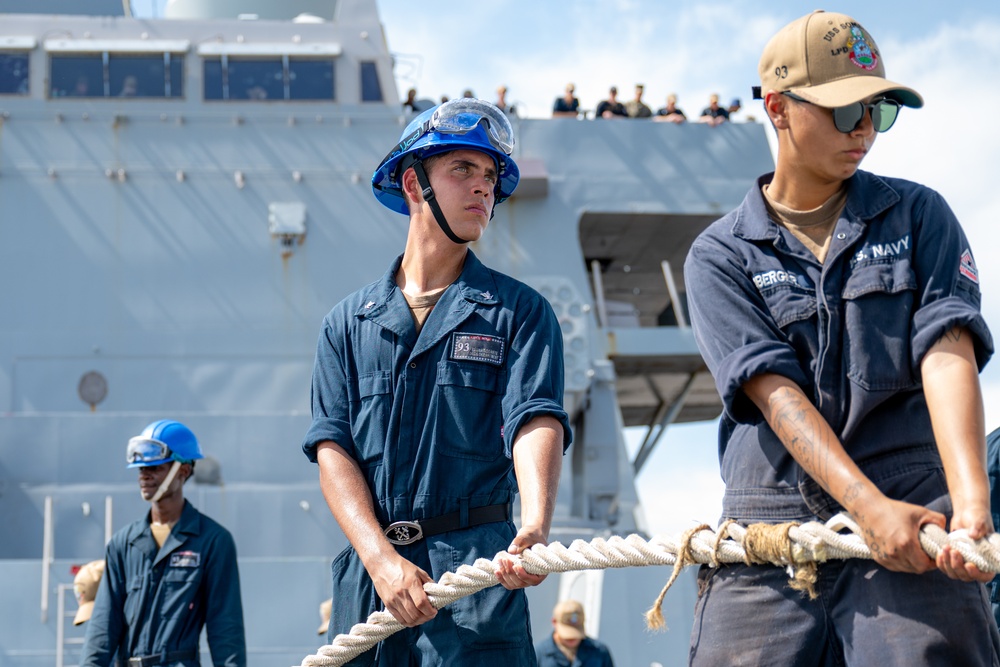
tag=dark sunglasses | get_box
[783,92,901,134]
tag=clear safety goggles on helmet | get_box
[783,92,901,134]
[392,99,515,160]
[126,436,172,465]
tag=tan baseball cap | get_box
[553,599,586,640]
[758,10,922,108]
[73,560,105,625]
[317,598,332,635]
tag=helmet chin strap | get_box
[411,160,475,245]
[146,460,182,503]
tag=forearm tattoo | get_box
[768,388,830,489]
[843,481,863,506]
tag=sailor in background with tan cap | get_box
[534,600,613,667]
[684,10,999,665]
[72,560,105,626]
[317,598,332,636]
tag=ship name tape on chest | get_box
[449,332,505,366]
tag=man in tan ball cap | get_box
[684,10,998,666]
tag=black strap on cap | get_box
[411,159,472,245]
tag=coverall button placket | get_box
[817,217,865,429]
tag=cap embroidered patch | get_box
[169,551,201,568]
[960,249,979,284]
[847,25,878,71]
[449,332,505,366]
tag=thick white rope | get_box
[296,513,1000,667]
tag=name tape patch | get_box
[170,551,201,568]
[450,333,505,366]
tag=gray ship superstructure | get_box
[0,1,774,664]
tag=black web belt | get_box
[124,649,198,667]
[382,503,510,546]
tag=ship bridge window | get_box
[50,55,104,97]
[289,59,334,100]
[360,60,382,102]
[109,54,183,98]
[44,39,189,99]
[0,38,36,95]
[0,52,29,95]
[49,52,184,98]
[229,59,284,100]
[203,55,335,101]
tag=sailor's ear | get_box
[765,91,791,130]
[400,166,423,207]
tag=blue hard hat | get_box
[372,98,520,215]
[126,420,204,468]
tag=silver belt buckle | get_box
[384,520,423,546]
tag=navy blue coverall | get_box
[303,250,571,666]
[534,634,614,666]
[81,500,246,667]
[684,170,999,665]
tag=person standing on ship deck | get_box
[302,97,570,666]
[684,10,999,666]
[81,420,246,667]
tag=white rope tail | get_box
[295,513,1000,667]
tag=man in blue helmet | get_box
[81,420,246,667]
[302,98,571,665]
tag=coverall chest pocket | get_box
[435,361,505,462]
[351,371,392,466]
[160,564,202,618]
[760,283,817,335]
[842,260,917,391]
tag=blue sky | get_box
[133,1,1000,537]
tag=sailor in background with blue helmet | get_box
[81,420,246,667]
[303,98,571,665]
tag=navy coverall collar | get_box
[731,170,903,242]
[128,499,201,566]
[354,249,502,355]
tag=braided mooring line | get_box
[296,513,1000,667]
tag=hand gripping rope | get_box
[295,513,1000,667]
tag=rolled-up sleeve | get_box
[302,312,357,463]
[685,236,810,423]
[909,189,993,371]
[501,293,572,457]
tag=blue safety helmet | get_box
[372,98,520,215]
[126,419,204,469]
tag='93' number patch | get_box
[449,333,505,366]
